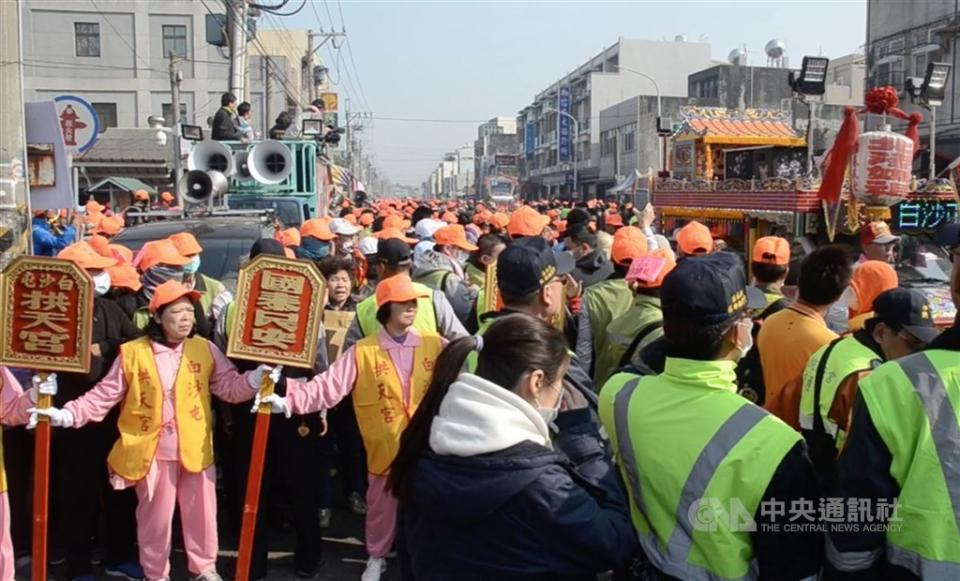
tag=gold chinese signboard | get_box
[0,256,93,373]
[227,255,325,369]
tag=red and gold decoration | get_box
[0,256,93,581]
[227,254,325,581]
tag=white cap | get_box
[358,236,378,255]
[415,218,446,240]
[330,217,362,236]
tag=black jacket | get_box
[570,250,614,289]
[212,107,242,141]
[55,297,140,406]
[398,408,637,580]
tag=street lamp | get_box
[906,62,952,180]
[614,65,665,173]
[789,56,830,176]
[545,107,579,199]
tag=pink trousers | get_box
[134,460,218,580]
[365,474,398,558]
[0,492,12,581]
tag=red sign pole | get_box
[234,376,275,581]
[31,384,52,581]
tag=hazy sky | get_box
[277,0,867,187]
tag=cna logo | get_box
[688,497,757,533]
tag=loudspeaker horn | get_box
[178,170,229,204]
[234,151,253,181]
[187,140,235,176]
[248,140,293,185]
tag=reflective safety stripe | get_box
[888,542,960,579]
[613,378,762,580]
[825,534,881,572]
[898,352,960,535]
[798,412,838,436]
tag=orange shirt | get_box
[757,302,838,416]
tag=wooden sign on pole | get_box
[0,256,94,581]
[226,254,325,581]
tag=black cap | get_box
[377,238,412,267]
[249,238,285,259]
[661,252,766,324]
[564,223,597,247]
[566,208,592,230]
[497,237,575,296]
[871,288,941,344]
[934,223,960,248]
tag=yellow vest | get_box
[107,336,215,481]
[352,332,443,475]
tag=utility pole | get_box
[169,51,183,189]
[305,31,315,103]
[228,0,248,99]
[263,55,271,135]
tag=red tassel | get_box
[819,107,860,204]
[905,112,923,153]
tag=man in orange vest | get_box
[256,274,446,581]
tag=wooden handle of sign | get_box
[32,374,51,581]
[235,375,276,581]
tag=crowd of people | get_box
[5,192,960,581]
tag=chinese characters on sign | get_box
[852,130,914,207]
[227,255,325,370]
[894,200,959,231]
[0,257,93,373]
[558,85,572,163]
[689,496,903,534]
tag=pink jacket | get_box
[1,367,34,427]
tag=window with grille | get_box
[91,103,117,132]
[162,25,188,58]
[162,103,188,124]
[75,22,100,57]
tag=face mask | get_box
[734,318,754,360]
[92,271,112,297]
[456,250,470,266]
[535,383,563,426]
[340,239,356,253]
[183,255,201,275]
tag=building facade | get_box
[474,117,518,198]
[866,0,960,170]
[516,37,713,199]
[1,0,31,267]
[22,0,316,139]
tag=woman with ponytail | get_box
[389,313,637,579]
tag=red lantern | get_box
[851,126,914,208]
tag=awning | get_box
[608,169,641,193]
[87,176,157,195]
[687,117,805,147]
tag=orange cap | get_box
[676,221,713,255]
[169,232,204,256]
[359,213,374,227]
[161,191,175,203]
[133,189,150,202]
[849,260,899,318]
[94,215,124,236]
[605,212,624,227]
[433,224,478,251]
[506,206,550,238]
[109,244,134,264]
[134,239,191,272]
[375,274,429,308]
[148,280,202,314]
[85,199,106,214]
[88,234,111,256]
[626,248,676,288]
[86,212,104,228]
[279,227,301,247]
[57,241,118,270]
[441,211,458,225]
[752,236,790,266]
[611,226,649,266]
[374,227,418,244]
[383,214,412,231]
[300,218,336,241]
[489,212,510,229]
[107,262,142,292]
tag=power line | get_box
[334,0,372,112]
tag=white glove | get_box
[250,393,292,418]
[30,373,59,402]
[26,406,74,429]
[247,365,283,390]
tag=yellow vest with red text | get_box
[352,332,443,475]
[107,336,214,481]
